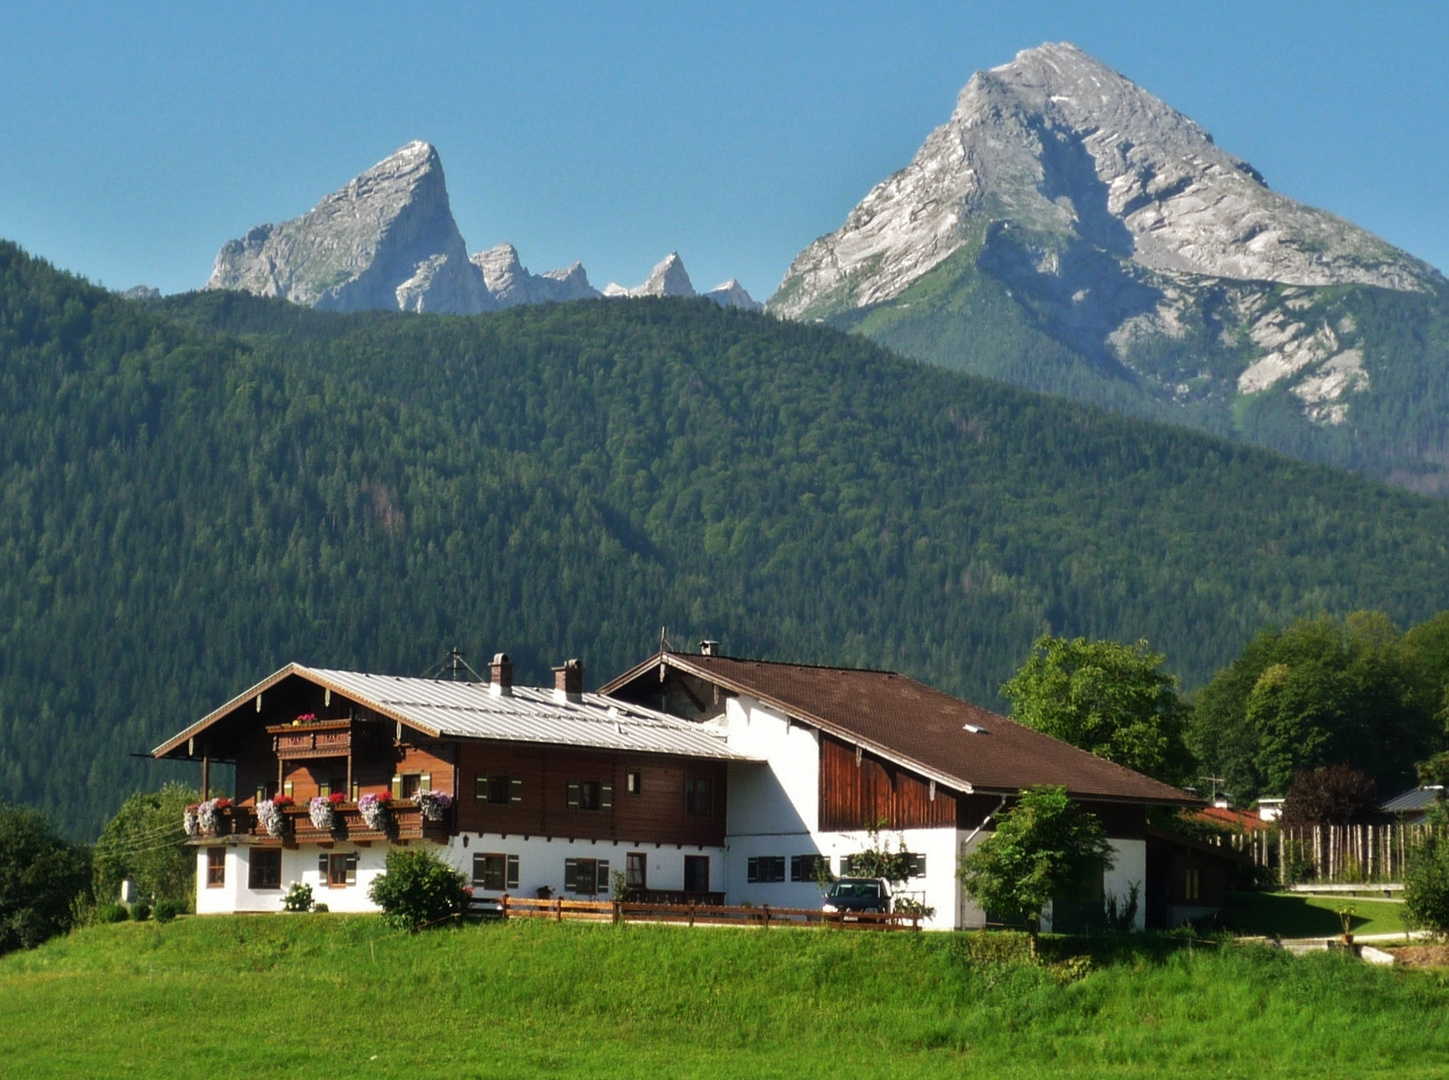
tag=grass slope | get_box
[3,917,1448,1079]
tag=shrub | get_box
[153,898,184,923]
[1281,765,1378,827]
[368,848,469,930]
[130,902,151,922]
[282,882,314,913]
[1405,831,1449,937]
[95,903,129,924]
[313,902,329,913]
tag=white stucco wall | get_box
[1103,837,1147,931]
[194,844,389,914]
[440,833,726,899]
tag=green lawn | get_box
[1224,891,1409,938]
[2,916,1448,1079]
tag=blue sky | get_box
[2,1,1445,300]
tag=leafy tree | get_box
[1404,832,1449,937]
[1280,765,1379,827]
[958,786,1114,958]
[1001,636,1192,784]
[844,820,917,885]
[1190,613,1441,801]
[0,802,91,953]
[368,848,469,931]
[92,783,199,906]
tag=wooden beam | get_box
[201,756,210,801]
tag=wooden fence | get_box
[477,894,922,931]
[1210,822,1442,885]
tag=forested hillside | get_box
[6,240,1449,836]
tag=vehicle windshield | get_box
[828,881,881,899]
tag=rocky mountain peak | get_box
[206,140,492,314]
[771,42,1439,320]
[471,243,601,306]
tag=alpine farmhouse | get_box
[153,645,1225,930]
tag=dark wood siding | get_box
[819,734,956,831]
[455,743,727,847]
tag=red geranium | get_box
[215,797,232,809]
[272,795,295,808]
[375,790,393,804]
[327,792,346,806]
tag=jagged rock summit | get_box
[472,243,601,307]
[772,43,1437,322]
[207,143,757,317]
[207,141,492,314]
[769,43,1449,479]
[604,253,761,310]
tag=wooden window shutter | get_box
[345,854,358,886]
[564,858,578,891]
[318,854,329,876]
[598,860,610,892]
[420,773,432,791]
[567,782,580,808]
[600,783,613,810]
[747,857,759,883]
[282,780,293,798]
[256,784,268,803]
[472,854,486,884]
[475,774,489,801]
[391,775,403,799]
[506,855,520,891]
[510,778,523,805]
[318,779,331,797]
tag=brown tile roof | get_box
[603,652,1196,806]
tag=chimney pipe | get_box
[699,640,719,657]
[553,658,584,703]
[489,652,513,697]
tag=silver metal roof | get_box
[1382,786,1444,814]
[303,667,748,760]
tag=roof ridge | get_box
[673,650,902,676]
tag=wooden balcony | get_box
[266,718,357,760]
[190,802,451,846]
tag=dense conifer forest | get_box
[5,240,1449,836]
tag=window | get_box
[255,782,276,804]
[838,854,856,877]
[683,855,710,894]
[907,853,927,879]
[564,857,610,895]
[249,848,282,890]
[317,852,358,887]
[625,852,647,889]
[685,777,712,816]
[626,770,642,796]
[394,773,429,799]
[747,856,786,883]
[566,780,612,811]
[318,777,345,798]
[790,854,829,883]
[475,774,523,805]
[473,853,520,892]
[1185,867,1201,902]
[206,847,225,887]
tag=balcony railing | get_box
[266,718,357,760]
[188,802,451,845]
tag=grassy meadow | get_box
[3,916,1448,1079]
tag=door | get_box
[683,855,709,894]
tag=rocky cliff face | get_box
[769,43,1449,478]
[207,141,494,314]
